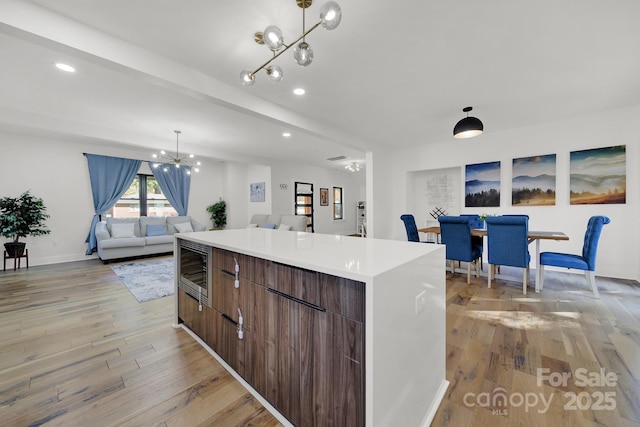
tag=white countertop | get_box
[177,228,440,281]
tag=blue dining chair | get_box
[539,215,610,298]
[438,216,483,284]
[460,214,486,270]
[486,215,530,294]
[400,214,432,243]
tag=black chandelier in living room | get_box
[151,130,201,174]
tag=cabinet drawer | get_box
[266,261,323,309]
[212,269,256,332]
[213,248,266,285]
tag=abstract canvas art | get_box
[465,161,501,207]
[512,154,556,206]
[250,182,265,202]
[570,145,626,205]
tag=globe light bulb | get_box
[263,25,284,51]
[240,70,255,86]
[293,42,314,66]
[320,1,342,30]
[266,65,283,82]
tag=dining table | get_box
[418,226,569,292]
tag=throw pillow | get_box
[146,224,167,236]
[263,223,277,229]
[246,223,258,228]
[111,222,136,238]
[278,224,292,231]
[174,222,194,233]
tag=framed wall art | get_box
[320,188,329,206]
[249,182,265,202]
[570,145,626,205]
[512,154,556,206]
[465,161,501,207]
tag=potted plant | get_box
[206,199,227,230]
[0,190,51,257]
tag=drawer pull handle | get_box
[221,313,238,326]
[267,287,326,312]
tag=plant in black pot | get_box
[0,190,51,257]
[206,199,227,230]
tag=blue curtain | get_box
[149,162,191,216]
[85,154,141,254]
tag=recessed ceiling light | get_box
[282,132,291,137]
[55,63,76,73]
[293,88,305,96]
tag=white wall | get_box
[370,105,640,281]
[269,160,365,235]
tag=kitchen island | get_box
[174,228,447,427]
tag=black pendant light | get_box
[453,106,484,139]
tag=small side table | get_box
[3,249,29,271]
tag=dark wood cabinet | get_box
[179,247,365,427]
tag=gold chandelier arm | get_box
[250,20,322,76]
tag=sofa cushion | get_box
[247,223,258,228]
[100,237,146,249]
[266,215,282,227]
[281,215,308,232]
[263,223,277,229]
[106,217,141,237]
[249,214,269,227]
[166,216,191,234]
[174,222,194,233]
[278,224,292,231]
[140,216,167,236]
[111,223,136,238]
[145,224,167,236]
[145,235,174,245]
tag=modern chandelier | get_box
[240,0,342,86]
[345,162,360,172]
[152,130,201,174]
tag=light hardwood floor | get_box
[1,257,639,426]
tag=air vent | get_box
[326,155,347,162]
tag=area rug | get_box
[111,258,174,303]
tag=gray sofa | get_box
[95,215,206,261]
[248,214,308,231]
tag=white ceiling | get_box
[1,0,640,169]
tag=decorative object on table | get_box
[151,130,201,174]
[539,215,610,298]
[453,106,484,139]
[206,198,227,230]
[512,154,556,206]
[465,161,501,207]
[111,257,174,303]
[569,145,626,205]
[429,207,447,220]
[320,188,329,206]
[239,0,342,86]
[250,182,266,202]
[0,190,50,258]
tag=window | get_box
[106,174,177,218]
[333,187,343,220]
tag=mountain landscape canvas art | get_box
[465,161,501,207]
[570,145,626,205]
[512,154,556,206]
